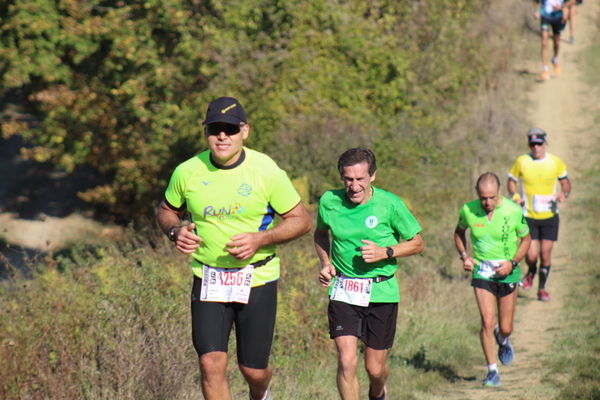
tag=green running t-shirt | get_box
[457,197,529,283]
[164,147,301,286]
[317,187,422,303]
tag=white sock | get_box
[498,333,509,345]
[551,57,559,65]
[543,65,550,71]
[488,363,498,372]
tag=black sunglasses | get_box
[529,142,544,147]
[205,123,241,136]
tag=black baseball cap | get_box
[527,127,547,144]
[202,97,247,125]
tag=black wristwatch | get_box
[167,226,179,242]
[510,260,519,268]
[386,247,394,259]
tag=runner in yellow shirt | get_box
[156,97,311,400]
[507,128,571,301]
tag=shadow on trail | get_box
[0,135,111,220]
[390,346,477,383]
[0,238,39,280]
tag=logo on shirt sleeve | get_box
[365,216,378,229]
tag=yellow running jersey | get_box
[508,153,567,219]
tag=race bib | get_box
[200,264,254,304]
[533,194,555,213]
[544,0,561,14]
[330,275,372,307]
[478,259,504,279]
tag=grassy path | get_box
[431,2,599,399]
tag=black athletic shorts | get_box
[328,300,398,350]
[541,15,566,35]
[471,278,517,298]
[526,215,559,241]
[191,276,277,369]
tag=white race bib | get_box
[200,264,254,304]
[544,0,561,14]
[330,275,372,307]
[478,259,504,279]
[533,194,555,213]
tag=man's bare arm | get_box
[227,202,312,260]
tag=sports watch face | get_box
[386,247,394,258]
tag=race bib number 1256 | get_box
[200,264,254,304]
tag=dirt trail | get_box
[432,2,599,399]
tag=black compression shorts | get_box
[191,276,277,369]
[526,215,559,241]
[328,300,398,350]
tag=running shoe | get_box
[482,370,501,387]
[519,274,534,290]
[538,289,551,302]
[538,70,551,81]
[494,325,514,365]
[249,388,271,400]
[368,386,386,400]
[552,61,561,76]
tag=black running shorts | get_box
[541,15,566,35]
[471,278,517,298]
[526,215,559,241]
[191,276,277,369]
[328,300,398,350]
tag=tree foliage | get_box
[1,0,486,219]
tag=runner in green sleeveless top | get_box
[454,172,531,388]
[315,148,424,400]
[156,97,311,400]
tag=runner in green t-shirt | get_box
[315,148,424,400]
[454,172,531,388]
[156,97,311,400]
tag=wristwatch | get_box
[510,260,519,268]
[167,226,179,242]
[386,247,394,259]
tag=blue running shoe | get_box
[494,325,514,365]
[482,370,501,387]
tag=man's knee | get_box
[540,247,553,261]
[239,364,272,385]
[481,315,496,332]
[338,351,359,375]
[199,352,228,378]
[365,360,387,380]
[498,322,513,337]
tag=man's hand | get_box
[319,264,336,287]
[556,192,567,203]
[495,260,513,278]
[463,256,475,272]
[227,232,264,261]
[360,240,386,263]
[176,223,202,254]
